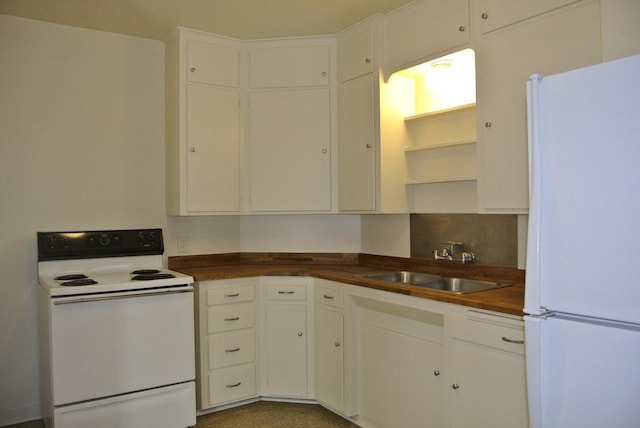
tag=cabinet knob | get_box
[322,71,327,77]
[298,331,304,337]
[190,67,196,72]
[366,143,372,148]
[365,58,371,63]
[459,26,465,32]
[452,383,460,390]
[481,13,488,19]
[434,370,440,376]
[322,148,328,154]
[484,121,492,128]
[190,147,196,152]
[335,342,341,347]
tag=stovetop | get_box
[37,229,193,297]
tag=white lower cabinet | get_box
[261,278,312,398]
[195,278,258,410]
[195,277,528,426]
[314,285,345,413]
[448,311,529,428]
[354,296,445,428]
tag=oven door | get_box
[49,286,195,406]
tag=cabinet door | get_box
[186,84,240,212]
[359,323,444,428]
[338,24,374,82]
[385,0,469,74]
[265,304,308,397]
[450,341,528,428]
[315,306,344,412]
[250,45,330,88]
[249,89,331,212]
[187,40,239,87]
[476,1,601,212]
[338,74,376,211]
[476,0,578,34]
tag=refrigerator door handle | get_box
[524,75,545,315]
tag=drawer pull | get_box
[224,293,240,298]
[224,317,240,321]
[452,383,460,390]
[226,382,241,388]
[434,370,440,376]
[278,291,295,295]
[323,294,335,300]
[225,347,241,353]
[501,336,524,344]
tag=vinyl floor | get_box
[5,401,358,428]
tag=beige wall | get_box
[0,14,166,422]
[0,15,362,424]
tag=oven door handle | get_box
[53,288,193,305]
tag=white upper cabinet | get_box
[187,40,239,87]
[384,0,470,76]
[249,45,330,88]
[476,0,579,34]
[337,17,410,213]
[338,23,375,83]
[474,0,602,213]
[247,39,335,213]
[249,88,332,212]
[165,29,241,215]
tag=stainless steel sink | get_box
[418,277,511,294]
[358,271,511,294]
[357,271,442,285]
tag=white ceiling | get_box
[0,0,416,40]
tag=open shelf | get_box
[404,102,476,122]
[406,175,477,185]
[405,138,476,153]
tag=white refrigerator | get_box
[525,54,640,428]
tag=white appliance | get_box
[37,229,196,428]
[525,54,640,428]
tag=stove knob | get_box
[98,234,110,246]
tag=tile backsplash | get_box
[410,214,518,267]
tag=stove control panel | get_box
[37,229,164,261]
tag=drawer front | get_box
[450,316,525,355]
[267,284,307,301]
[207,302,255,333]
[207,285,254,306]
[314,286,343,309]
[208,330,256,370]
[208,364,256,406]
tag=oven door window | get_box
[50,289,195,405]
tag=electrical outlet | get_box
[177,236,188,253]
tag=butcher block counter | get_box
[169,252,525,316]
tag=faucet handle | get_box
[442,241,462,253]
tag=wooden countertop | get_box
[169,253,525,316]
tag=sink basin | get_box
[358,271,442,285]
[418,277,511,294]
[358,271,511,294]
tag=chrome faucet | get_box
[433,241,476,264]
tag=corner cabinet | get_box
[247,40,336,213]
[194,278,259,410]
[165,29,241,215]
